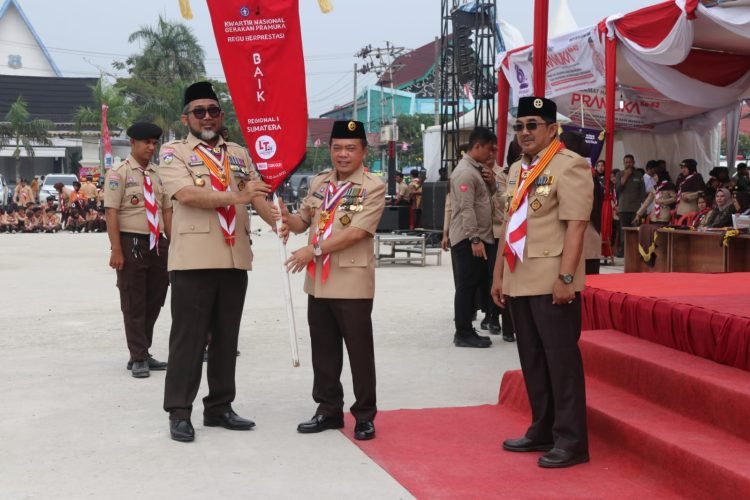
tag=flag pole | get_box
[273,192,300,367]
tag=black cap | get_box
[517,96,557,122]
[126,122,163,140]
[86,174,93,180]
[184,81,219,106]
[46,195,56,202]
[330,120,367,142]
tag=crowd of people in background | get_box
[596,156,750,256]
[0,175,106,234]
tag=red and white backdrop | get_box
[497,0,750,174]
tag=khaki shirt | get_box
[298,165,385,299]
[449,154,493,245]
[80,181,98,200]
[158,134,259,272]
[492,165,509,239]
[103,156,171,234]
[396,180,410,202]
[502,145,593,297]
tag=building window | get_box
[8,54,22,69]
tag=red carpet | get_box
[342,330,750,499]
[583,272,750,370]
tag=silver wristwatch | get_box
[312,243,323,257]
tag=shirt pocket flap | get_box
[527,239,563,258]
[337,247,367,268]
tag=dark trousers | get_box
[508,294,588,455]
[308,296,376,421]
[164,269,247,420]
[116,235,169,361]
[618,211,636,252]
[485,238,501,323]
[452,239,494,334]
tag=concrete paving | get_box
[0,219,622,499]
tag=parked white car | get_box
[39,174,78,205]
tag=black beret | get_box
[184,81,219,106]
[127,122,163,140]
[517,96,557,122]
[330,120,367,142]
[46,195,56,202]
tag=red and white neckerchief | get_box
[503,139,564,271]
[676,173,695,205]
[131,161,160,252]
[653,180,669,219]
[307,180,352,283]
[194,144,236,246]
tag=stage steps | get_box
[498,329,750,499]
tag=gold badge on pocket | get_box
[530,198,542,211]
[339,214,351,226]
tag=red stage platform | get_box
[583,273,750,371]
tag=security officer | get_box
[282,120,385,441]
[158,81,278,443]
[491,96,593,468]
[449,126,497,348]
[104,122,171,379]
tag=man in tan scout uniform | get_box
[282,120,385,441]
[81,174,98,208]
[449,126,497,348]
[491,96,593,469]
[158,81,278,443]
[104,122,171,379]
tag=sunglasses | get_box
[187,106,222,119]
[512,121,546,132]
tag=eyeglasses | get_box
[187,106,222,119]
[512,121,546,132]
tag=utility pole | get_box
[352,63,358,120]
[434,36,441,127]
[355,42,406,197]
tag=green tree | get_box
[397,114,435,170]
[73,78,130,132]
[115,15,205,85]
[1,96,53,182]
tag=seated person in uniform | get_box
[0,208,8,232]
[42,208,62,233]
[15,207,29,232]
[28,207,44,232]
[708,188,735,228]
[691,194,714,230]
[66,208,86,232]
[732,190,750,216]
[5,206,19,232]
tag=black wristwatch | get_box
[558,273,574,285]
[470,236,481,245]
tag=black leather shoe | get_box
[170,419,195,442]
[127,355,167,371]
[454,330,492,348]
[131,359,149,378]
[538,448,590,468]
[502,333,516,343]
[487,323,502,335]
[297,414,345,433]
[203,410,255,430]
[480,318,489,330]
[502,436,554,452]
[354,420,375,440]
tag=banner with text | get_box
[501,25,605,101]
[207,0,307,191]
[561,124,605,166]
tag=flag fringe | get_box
[179,0,194,20]
[318,0,333,13]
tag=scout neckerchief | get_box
[676,173,695,206]
[307,179,353,283]
[130,160,160,253]
[194,144,236,246]
[503,138,564,271]
[653,180,669,219]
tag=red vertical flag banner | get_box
[101,104,113,169]
[206,0,308,192]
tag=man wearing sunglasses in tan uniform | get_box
[158,81,279,443]
[491,96,593,468]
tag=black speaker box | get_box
[420,181,448,230]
